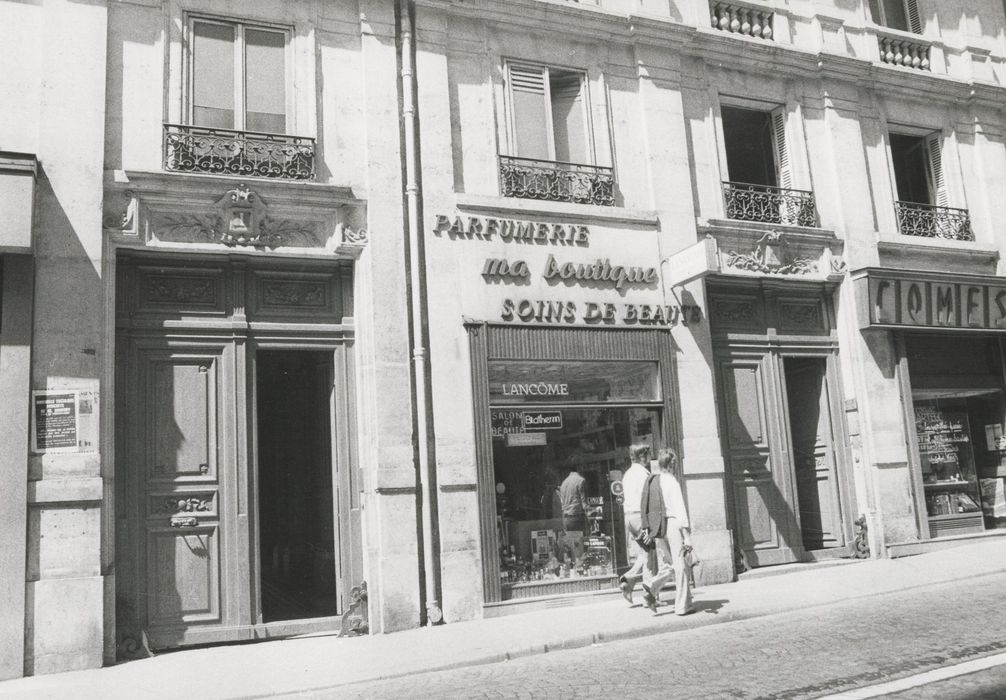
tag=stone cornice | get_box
[415,0,1006,109]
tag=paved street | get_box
[316,571,1006,700]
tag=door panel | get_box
[132,345,235,648]
[719,355,803,566]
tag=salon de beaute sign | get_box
[431,214,701,326]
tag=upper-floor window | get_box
[499,61,614,206]
[719,104,816,226]
[888,131,973,240]
[163,16,315,180]
[190,18,288,134]
[506,62,591,165]
[889,132,944,206]
[868,0,922,33]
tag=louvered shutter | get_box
[905,0,922,34]
[770,107,797,223]
[770,107,792,189]
[924,132,947,206]
[508,64,551,160]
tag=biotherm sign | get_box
[523,411,563,430]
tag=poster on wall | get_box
[30,390,98,454]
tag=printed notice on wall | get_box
[30,390,99,454]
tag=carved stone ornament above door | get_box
[103,171,368,258]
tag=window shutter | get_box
[508,64,551,160]
[924,132,948,207]
[770,107,792,189]
[905,0,923,34]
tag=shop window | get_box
[907,335,1006,536]
[720,104,816,226]
[189,18,289,134]
[487,361,663,600]
[868,0,922,33]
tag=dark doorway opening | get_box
[783,357,829,552]
[256,350,338,622]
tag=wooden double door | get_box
[717,349,849,567]
[115,257,360,653]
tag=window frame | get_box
[502,60,596,166]
[886,127,947,207]
[868,0,923,34]
[184,14,294,135]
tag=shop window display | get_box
[913,395,1006,536]
[493,406,660,599]
[487,359,663,600]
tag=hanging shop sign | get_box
[857,269,1006,331]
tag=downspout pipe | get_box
[398,0,443,625]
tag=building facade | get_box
[3,0,1006,680]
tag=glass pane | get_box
[245,28,286,134]
[192,21,235,129]
[493,407,661,600]
[488,361,660,405]
[550,70,588,164]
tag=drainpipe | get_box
[397,0,442,625]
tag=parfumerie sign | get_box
[433,214,701,326]
[861,271,1006,330]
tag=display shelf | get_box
[923,480,975,488]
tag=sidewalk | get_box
[5,538,1006,700]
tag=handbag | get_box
[681,544,700,586]
[634,527,656,551]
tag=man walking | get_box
[640,448,693,616]
[618,443,652,604]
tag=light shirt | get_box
[659,472,689,528]
[559,471,587,516]
[622,462,649,516]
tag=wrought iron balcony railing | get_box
[877,34,931,71]
[710,2,774,40]
[164,124,316,180]
[722,181,817,227]
[499,155,615,207]
[895,201,973,241]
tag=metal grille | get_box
[722,181,817,227]
[895,201,973,241]
[164,124,316,180]
[499,155,615,206]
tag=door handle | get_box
[170,516,198,528]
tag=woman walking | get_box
[640,447,693,615]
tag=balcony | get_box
[163,124,316,181]
[709,2,774,40]
[877,33,931,71]
[722,182,817,227]
[499,155,615,207]
[895,201,973,241]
